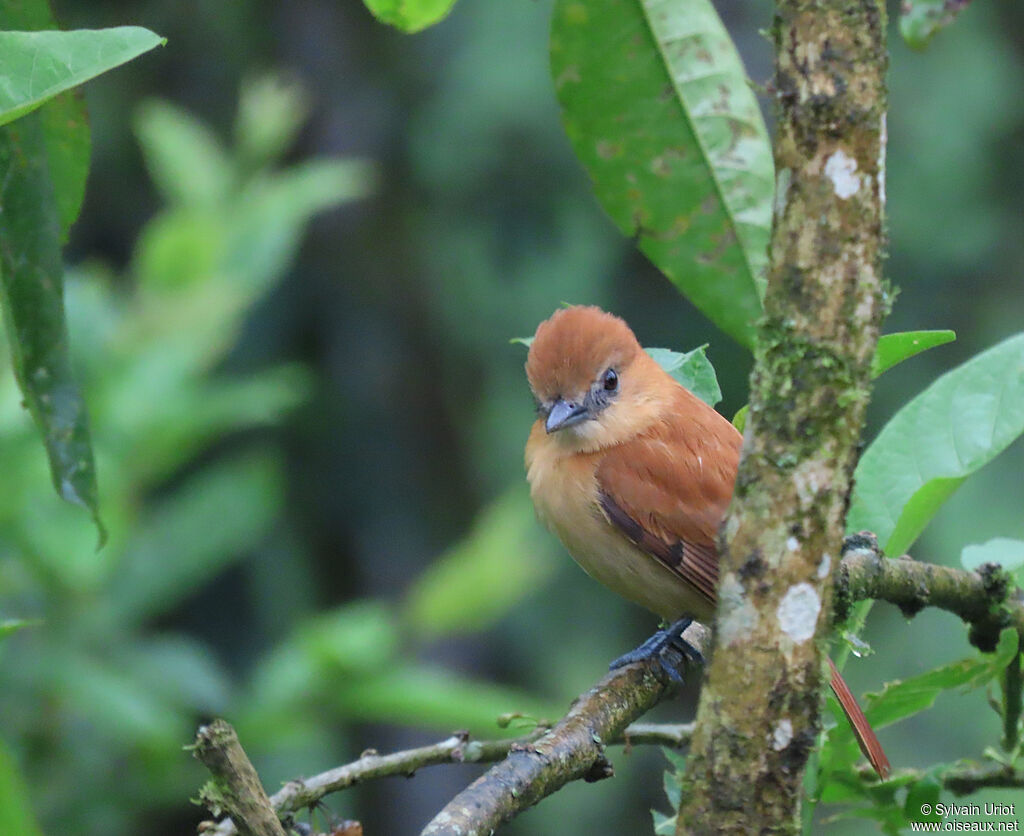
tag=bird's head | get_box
[525,306,665,451]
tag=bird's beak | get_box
[545,398,589,433]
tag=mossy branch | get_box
[837,532,1024,648]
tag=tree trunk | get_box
[677,0,889,832]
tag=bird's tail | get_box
[827,656,890,779]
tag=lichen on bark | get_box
[676,0,889,832]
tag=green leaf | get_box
[0,738,45,836]
[0,28,165,127]
[864,628,1019,729]
[328,663,559,735]
[900,0,975,50]
[662,766,682,809]
[39,92,90,238]
[513,339,722,406]
[0,4,92,239]
[135,99,232,206]
[0,113,104,541]
[300,601,400,675]
[961,538,1024,579]
[362,0,459,33]
[235,74,310,169]
[847,333,1024,556]
[0,618,42,640]
[551,0,773,347]
[103,455,281,624]
[404,489,553,639]
[731,403,748,433]
[226,159,375,292]
[905,775,942,825]
[872,330,956,378]
[645,345,721,407]
[652,810,677,835]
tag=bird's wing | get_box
[595,390,741,607]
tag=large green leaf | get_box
[0,113,103,540]
[847,333,1024,556]
[900,0,975,50]
[0,28,164,127]
[362,0,459,33]
[551,0,773,347]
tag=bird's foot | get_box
[609,617,703,684]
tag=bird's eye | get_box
[602,368,618,392]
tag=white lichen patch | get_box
[792,459,827,507]
[774,168,791,219]
[718,572,759,646]
[776,583,821,644]
[824,150,860,200]
[817,553,832,579]
[772,718,793,751]
[878,113,887,208]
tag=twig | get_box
[192,720,287,836]
[942,763,1024,795]
[199,712,697,835]
[855,763,1024,795]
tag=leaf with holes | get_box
[551,0,773,347]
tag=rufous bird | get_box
[524,305,889,779]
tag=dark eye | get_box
[602,368,618,391]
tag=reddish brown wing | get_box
[595,386,742,607]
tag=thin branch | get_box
[853,763,1024,795]
[942,763,1024,795]
[192,720,287,836]
[198,701,698,835]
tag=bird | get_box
[524,304,890,779]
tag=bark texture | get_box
[676,1,889,832]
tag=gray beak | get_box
[545,398,589,433]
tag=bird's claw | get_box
[609,617,702,683]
